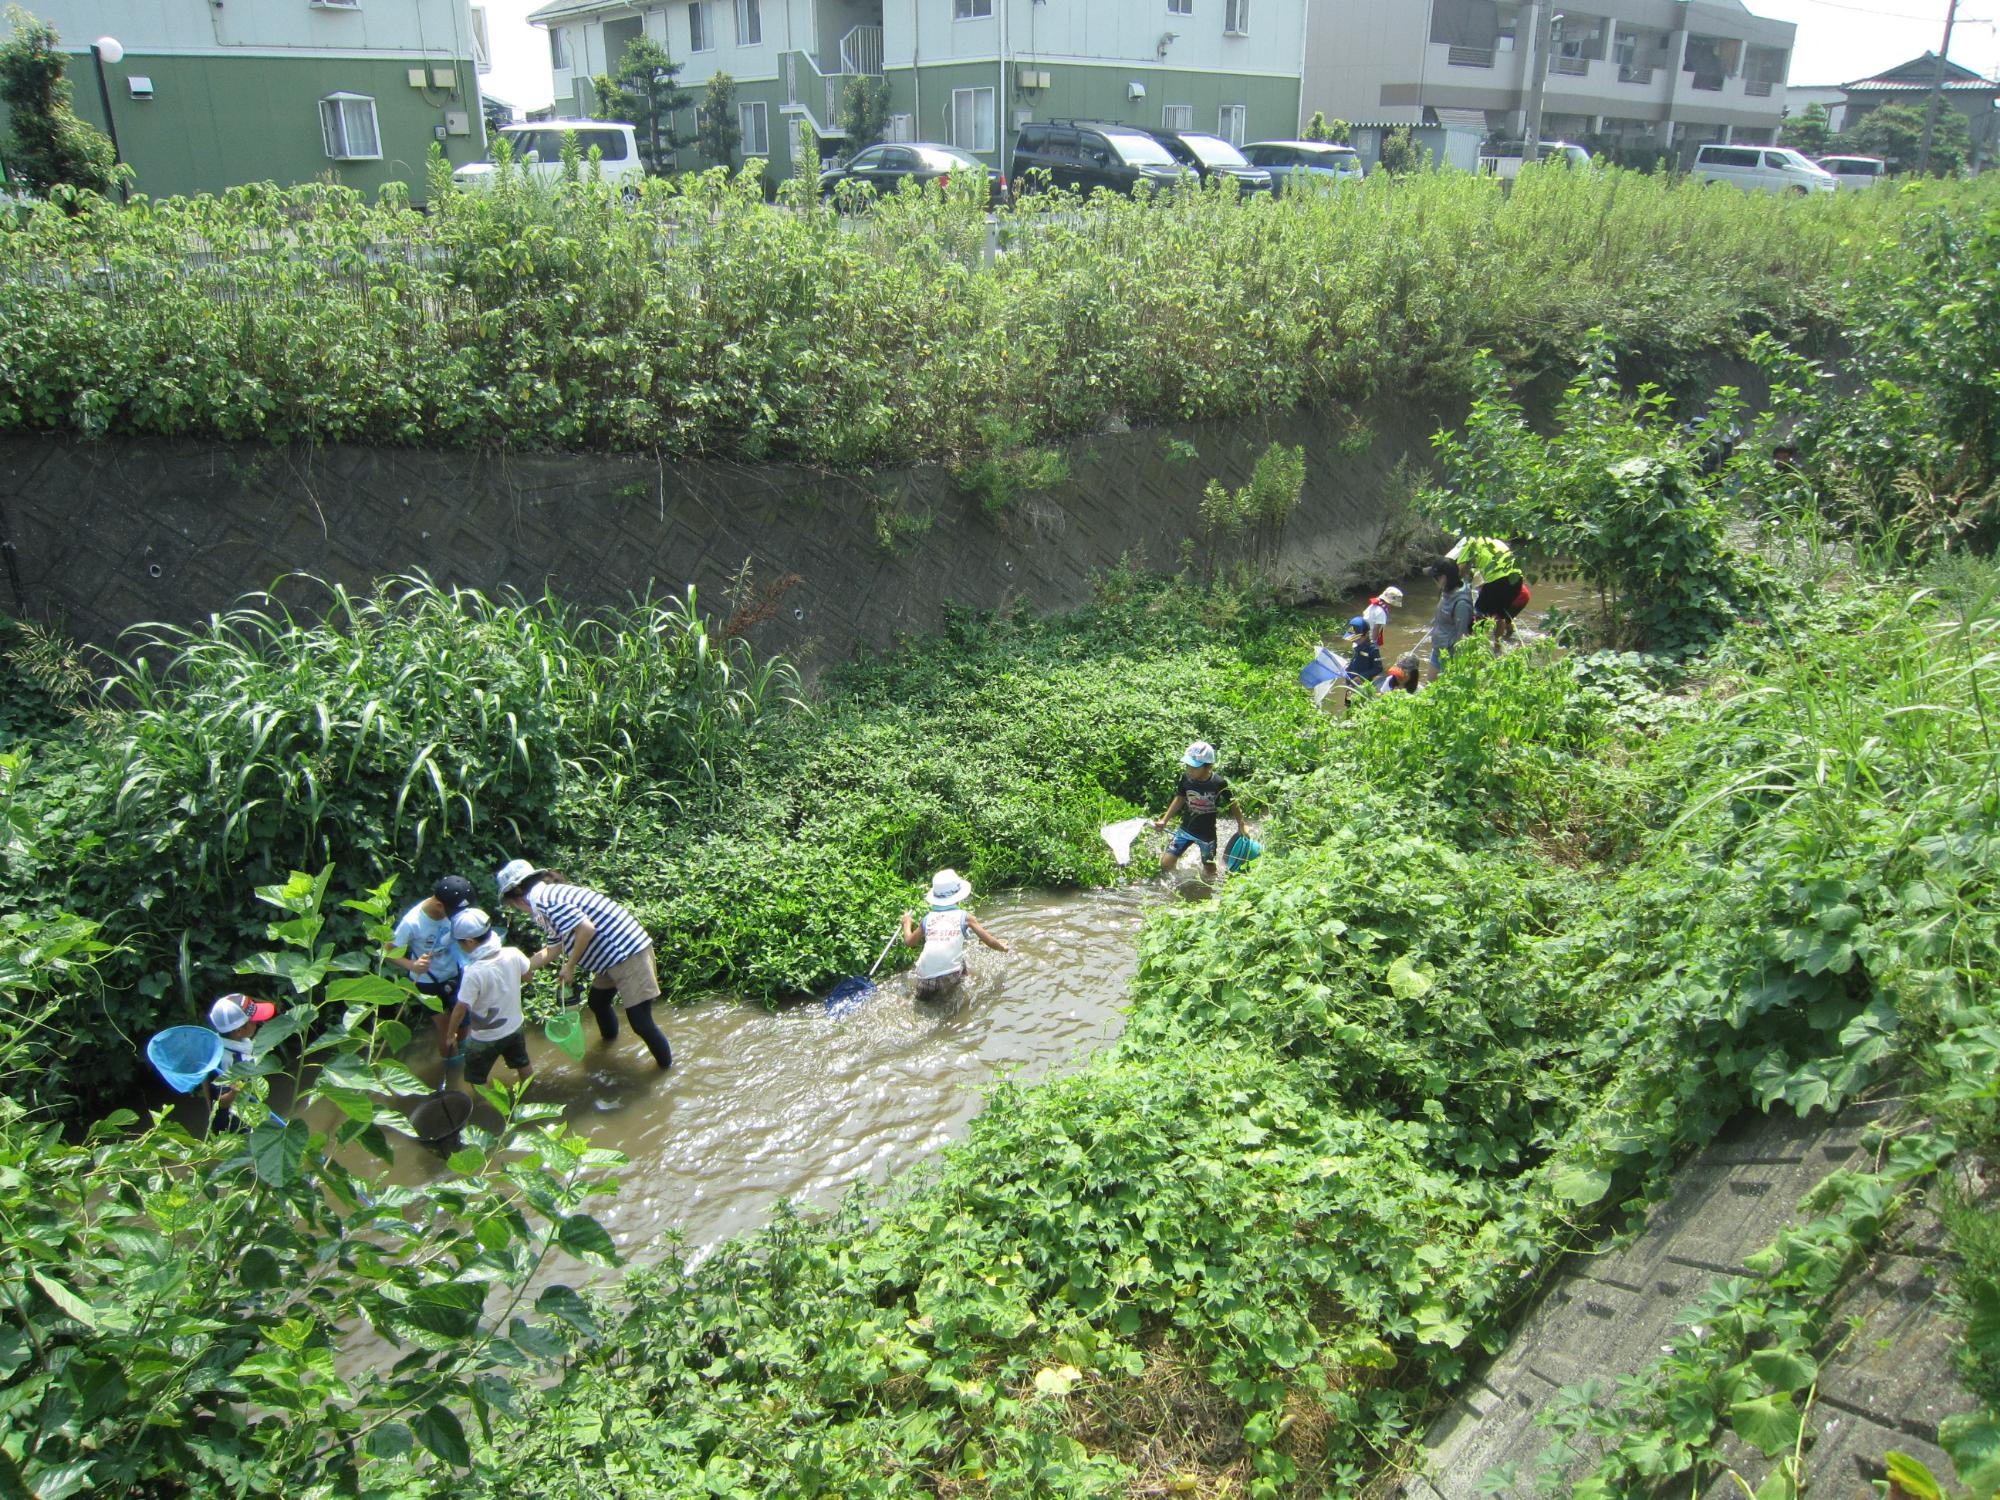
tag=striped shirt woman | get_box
[494,860,673,1071]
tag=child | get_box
[385,875,477,1067]
[1154,741,1246,879]
[1382,652,1422,693]
[1346,615,1384,691]
[1363,586,1404,647]
[901,869,1010,1000]
[207,992,277,1117]
[440,907,550,1092]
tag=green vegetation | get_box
[0,161,1972,466]
[593,37,690,177]
[0,5,119,199]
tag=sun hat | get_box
[209,993,277,1033]
[1380,586,1404,607]
[451,907,496,943]
[1182,740,1216,768]
[493,858,543,899]
[432,875,476,914]
[928,869,973,908]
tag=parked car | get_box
[1816,154,1888,191]
[818,142,1006,205]
[1011,120,1189,197]
[452,121,644,189]
[1241,140,1366,195]
[1479,140,1592,179]
[1691,143,1836,194]
[1137,129,1275,194]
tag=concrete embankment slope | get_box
[1402,1101,1979,1498]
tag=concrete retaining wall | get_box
[0,392,1458,670]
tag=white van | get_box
[1479,140,1592,180]
[1691,143,1836,195]
[1816,154,1889,191]
[452,121,644,189]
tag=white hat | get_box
[1182,740,1217,768]
[1380,586,1404,606]
[928,869,973,907]
[209,993,276,1032]
[451,907,495,942]
[493,858,542,899]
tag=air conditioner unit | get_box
[127,76,154,100]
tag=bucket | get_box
[543,1008,586,1061]
[1225,835,1264,872]
[147,1026,225,1093]
[407,1091,474,1157]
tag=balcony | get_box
[1447,44,1496,68]
[1617,63,1653,85]
[1551,55,1590,77]
[1744,79,1774,97]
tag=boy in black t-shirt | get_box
[1152,740,1245,879]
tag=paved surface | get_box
[1402,1101,1980,1499]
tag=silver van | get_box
[1691,143,1836,195]
[1816,154,1888,191]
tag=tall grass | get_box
[0,162,1982,465]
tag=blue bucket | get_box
[147,1026,224,1094]
[1225,835,1264,872]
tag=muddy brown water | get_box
[1322,570,1598,671]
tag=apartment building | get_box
[0,1,489,201]
[529,0,1307,178]
[1302,0,1795,160]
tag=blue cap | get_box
[1349,615,1368,632]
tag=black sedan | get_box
[819,143,1007,206]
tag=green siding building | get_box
[0,2,489,202]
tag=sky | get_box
[478,1,2000,117]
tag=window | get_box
[951,86,995,152]
[1168,0,1192,13]
[739,99,768,155]
[688,2,711,51]
[735,0,761,45]
[1218,103,1246,145]
[1224,0,1248,34]
[549,26,569,69]
[1161,104,1192,130]
[319,92,381,160]
[955,0,993,17]
[504,127,631,162]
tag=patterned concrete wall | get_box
[1402,1099,1980,1499]
[0,393,1454,670]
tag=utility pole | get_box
[1524,6,1564,153]
[1916,0,1960,175]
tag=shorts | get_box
[1475,576,1527,620]
[463,1027,531,1085]
[1168,829,1217,861]
[914,967,966,1000]
[416,975,460,1009]
[597,945,661,1008]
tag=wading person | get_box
[440,907,546,1093]
[207,992,277,1123]
[385,875,477,1069]
[1362,585,1404,648]
[900,869,1010,1000]
[1453,536,1527,647]
[494,860,674,1071]
[1154,741,1245,880]
[1425,558,1478,675]
[1346,615,1384,697]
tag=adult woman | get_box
[493,859,673,1070]
[1425,557,1478,674]
[1454,536,1528,647]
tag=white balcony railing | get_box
[1744,79,1775,97]
[1447,44,1496,68]
[781,26,885,138]
[1617,63,1654,85]
[1551,55,1590,76]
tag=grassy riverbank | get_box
[0,164,1983,467]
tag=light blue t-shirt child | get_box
[392,904,462,985]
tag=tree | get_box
[1848,100,1970,176]
[1778,101,1832,156]
[1302,111,1351,145]
[0,6,120,197]
[696,72,740,165]
[595,36,689,175]
[838,75,891,152]
[1376,126,1425,174]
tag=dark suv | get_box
[1137,129,1274,194]
[1010,120,1189,197]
